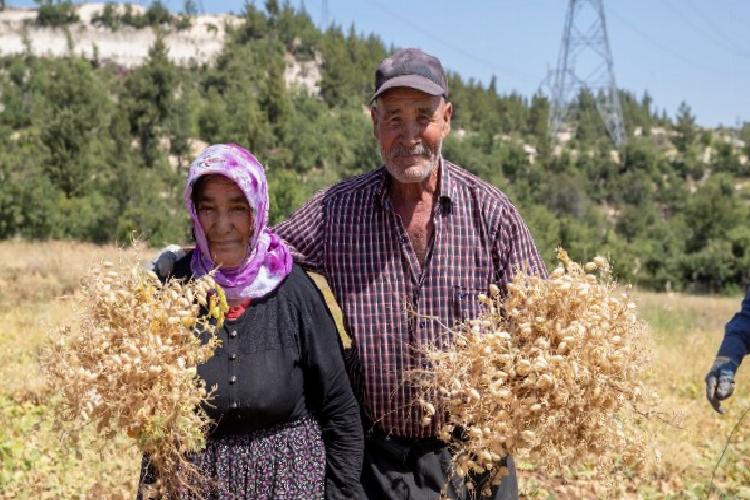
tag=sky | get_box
[7,0,750,127]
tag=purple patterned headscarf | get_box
[184,144,292,300]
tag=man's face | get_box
[371,87,452,184]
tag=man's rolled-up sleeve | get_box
[274,189,327,272]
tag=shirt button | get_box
[229,353,237,361]
[229,375,237,385]
[419,321,426,328]
[230,401,238,409]
[229,330,237,338]
[400,235,408,244]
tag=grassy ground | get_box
[0,241,146,499]
[522,292,750,499]
[1,240,750,498]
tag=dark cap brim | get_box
[371,75,445,102]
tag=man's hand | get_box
[151,244,187,280]
[705,356,738,414]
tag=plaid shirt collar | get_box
[374,157,457,212]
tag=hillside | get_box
[1,1,750,292]
[0,4,321,92]
[0,4,237,67]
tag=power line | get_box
[367,0,537,88]
[662,0,750,59]
[682,0,750,58]
[606,4,748,78]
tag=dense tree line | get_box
[1,1,749,293]
[34,0,79,27]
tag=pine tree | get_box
[124,34,176,168]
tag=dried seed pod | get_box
[41,259,229,498]
[405,248,651,490]
[516,359,531,377]
[420,400,436,416]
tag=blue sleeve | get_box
[718,287,750,366]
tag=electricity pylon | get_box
[548,0,625,147]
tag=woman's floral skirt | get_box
[138,415,326,499]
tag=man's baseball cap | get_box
[372,48,448,102]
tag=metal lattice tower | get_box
[549,0,625,147]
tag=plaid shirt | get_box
[274,159,547,438]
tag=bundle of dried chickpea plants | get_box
[42,256,228,498]
[409,249,655,497]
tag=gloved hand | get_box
[705,356,738,414]
[150,244,187,280]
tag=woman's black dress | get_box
[138,257,364,499]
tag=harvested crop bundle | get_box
[41,260,228,497]
[409,249,652,496]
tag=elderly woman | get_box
[139,144,364,499]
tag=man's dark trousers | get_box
[361,425,518,500]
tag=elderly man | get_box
[274,48,547,500]
[154,48,546,499]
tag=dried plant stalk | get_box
[41,260,228,497]
[409,249,653,496]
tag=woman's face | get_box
[195,175,254,268]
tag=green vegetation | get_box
[91,1,193,31]
[2,1,749,293]
[34,0,78,27]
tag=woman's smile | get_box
[194,175,254,268]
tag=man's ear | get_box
[370,104,379,139]
[442,100,453,138]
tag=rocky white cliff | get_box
[0,3,321,95]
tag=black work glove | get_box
[705,356,738,414]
